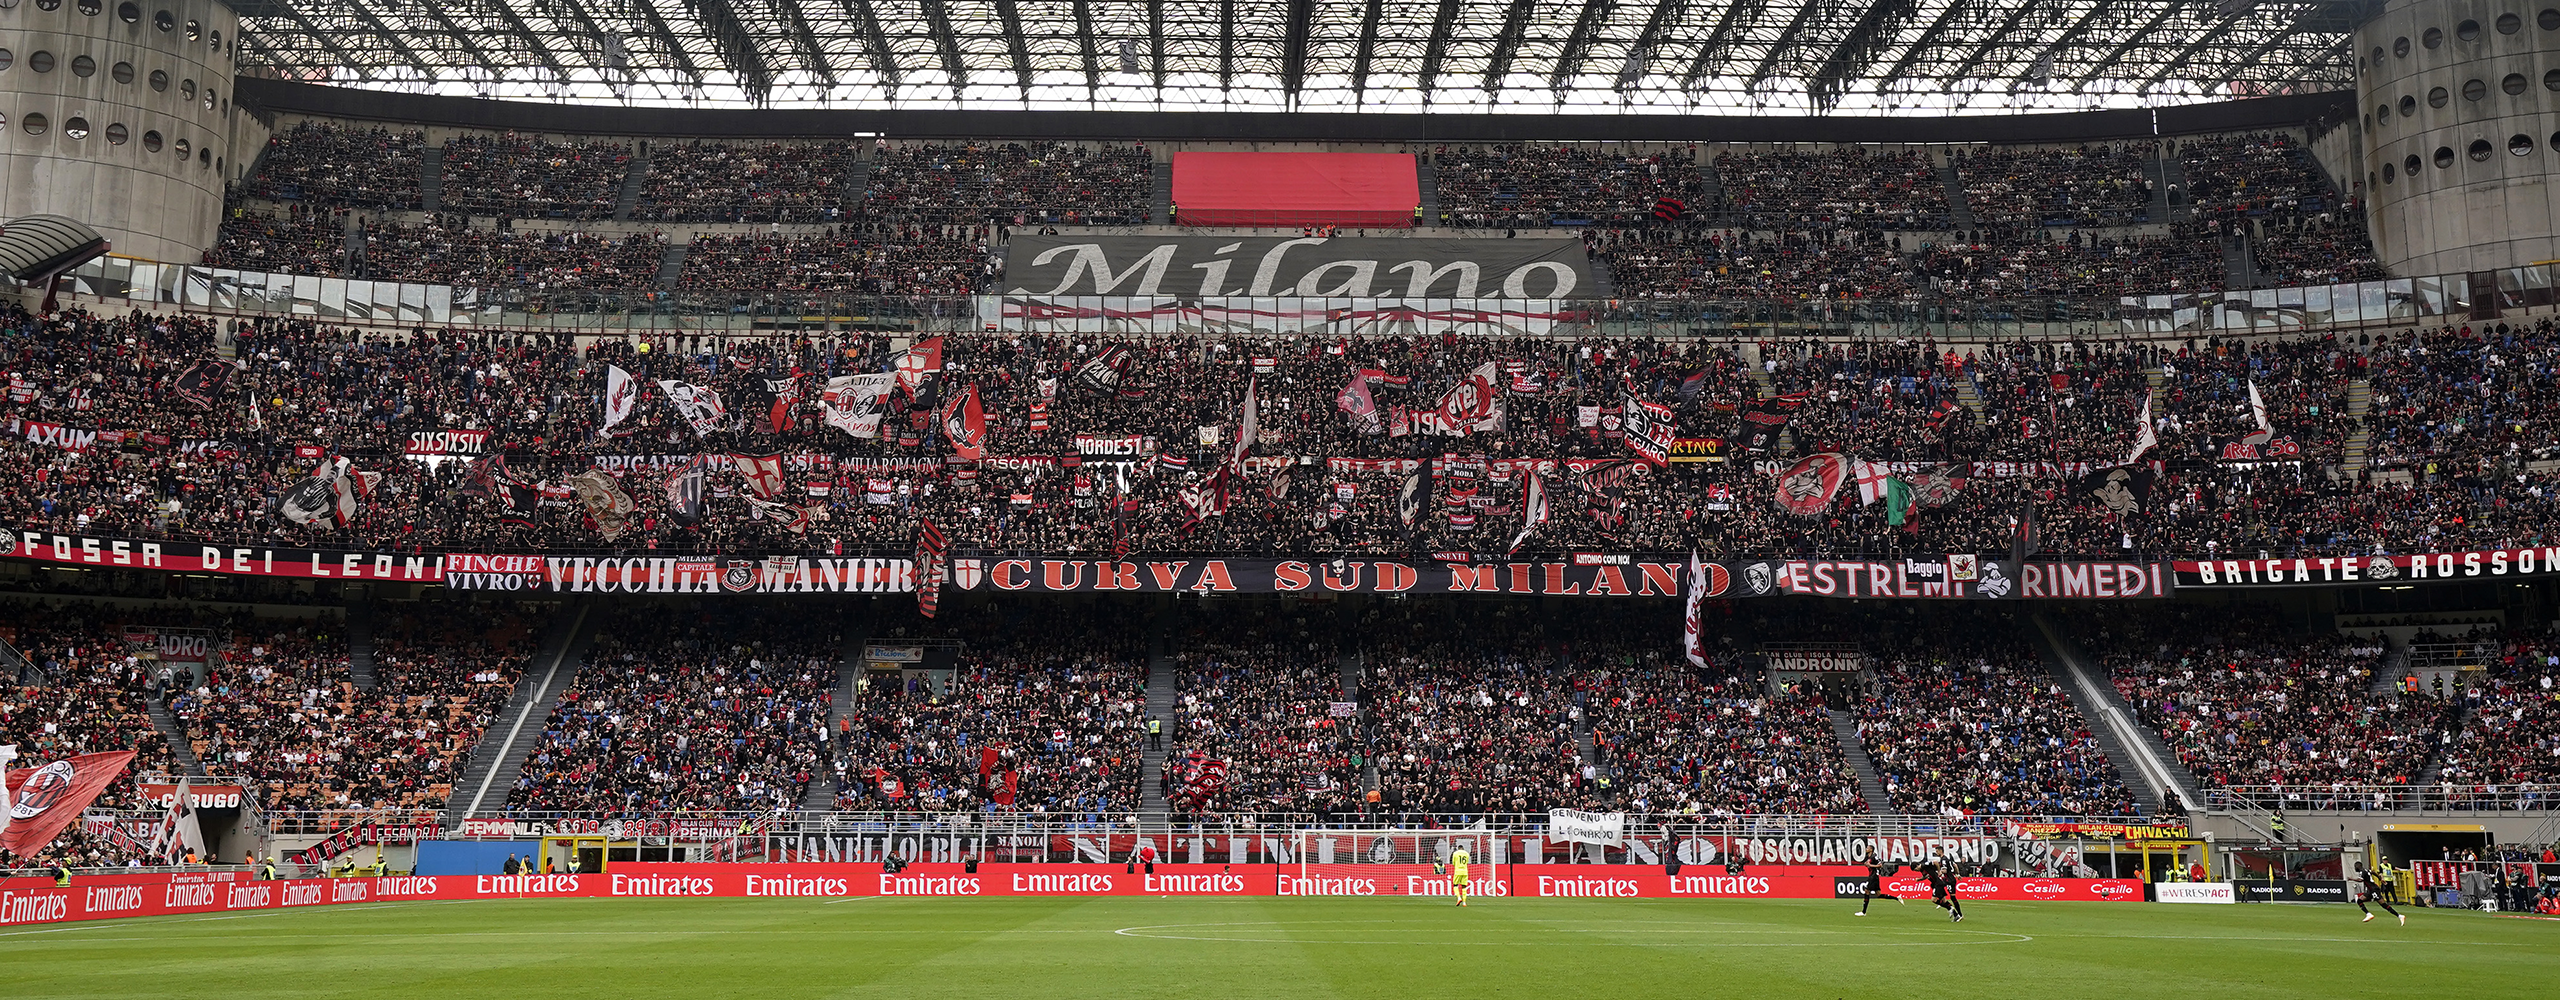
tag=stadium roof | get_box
[232,0,2370,115]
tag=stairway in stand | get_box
[147,696,208,777]
[419,145,443,214]
[2343,378,2374,476]
[1140,602,1179,816]
[613,155,651,222]
[439,602,599,828]
[1826,710,1892,815]
[801,613,871,812]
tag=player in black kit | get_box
[1853,845,1903,916]
[2355,866,2404,925]
[1916,857,1964,922]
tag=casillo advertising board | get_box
[0,866,2152,927]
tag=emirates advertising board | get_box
[0,866,2146,927]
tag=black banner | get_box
[2237,879,2351,903]
[1001,235,1595,299]
[2173,547,2560,588]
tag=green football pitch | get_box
[2,897,2549,1000]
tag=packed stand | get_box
[1713,147,1950,230]
[203,209,350,275]
[2424,627,2560,795]
[1433,144,1705,229]
[509,605,839,814]
[835,602,1146,817]
[1588,228,1916,299]
[1363,603,1584,817]
[1166,601,1358,820]
[2071,604,2446,800]
[1913,228,2227,298]
[0,598,181,811]
[1952,143,2157,230]
[864,141,1153,226]
[2175,132,2387,285]
[632,141,859,224]
[439,133,634,221]
[680,225,992,295]
[234,121,426,210]
[1579,604,1867,816]
[1836,606,2138,817]
[9,302,2560,562]
[358,220,667,289]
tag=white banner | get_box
[1546,809,1626,847]
[2155,882,2236,904]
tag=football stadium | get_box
[2,0,2558,995]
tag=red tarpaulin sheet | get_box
[1173,152,1419,228]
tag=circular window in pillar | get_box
[2465,78,2489,101]
[141,129,161,151]
[2400,94,2418,116]
[2395,36,2413,57]
[149,69,166,91]
[2435,146,2457,168]
[2384,162,2398,183]
[23,112,49,136]
[179,16,193,37]
[111,61,131,84]
[64,116,88,140]
[172,137,189,159]
[2377,102,2392,123]
[2545,8,2560,30]
[2424,27,2445,48]
[179,79,194,101]
[71,55,94,77]
[0,50,13,71]
[0,0,19,10]
[75,0,99,16]
[2500,12,2524,33]
[30,51,55,73]
[116,0,135,22]
[2407,153,2425,175]
[197,147,209,167]
[2470,139,2494,161]
[2459,18,2483,41]
[2512,134,2537,156]
[104,122,126,144]
[2507,73,2529,95]
[2430,86,2450,107]
[34,0,59,10]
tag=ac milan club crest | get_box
[719,558,759,593]
[952,558,985,591]
[1772,453,1850,516]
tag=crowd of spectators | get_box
[1363,603,1585,817]
[633,141,861,224]
[680,225,993,295]
[0,598,180,811]
[2073,603,2445,797]
[2362,320,2560,475]
[358,220,668,289]
[834,602,1146,818]
[509,605,838,814]
[1166,601,1358,820]
[203,209,349,275]
[2175,132,2388,286]
[864,141,1153,226]
[1833,607,2139,817]
[1714,147,1951,230]
[439,134,634,221]
[1433,144,1704,229]
[235,121,426,210]
[1953,143,2157,230]
[1580,604,1867,816]
[2420,627,2560,791]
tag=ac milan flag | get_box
[939,384,987,460]
[730,453,785,498]
[1772,453,1850,516]
[761,377,802,434]
[599,364,638,435]
[1437,361,1500,427]
[271,456,364,528]
[464,455,542,513]
[0,750,138,859]
[914,517,948,619]
[1074,344,1133,392]
[656,379,726,437]
[1682,550,1709,669]
[1621,391,1675,467]
[666,454,710,524]
[1180,466,1233,524]
[895,337,946,398]
[170,359,235,410]
[820,373,894,438]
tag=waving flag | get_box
[170,359,235,410]
[1229,377,1259,472]
[1682,551,1709,668]
[730,453,785,498]
[821,373,894,438]
[1074,344,1133,392]
[1507,470,1548,556]
[1337,372,1382,433]
[1,750,137,859]
[914,518,948,619]
[1436,361,1500,427]
[1773,453,1850,516]
[271,456,367,528]
[665,454,710,524]
[1622,391,1675,467]
[895,337,946,398]
[939,383,987,460]
[2123,393,2158,466]
[599,364,638,435]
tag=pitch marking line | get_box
[1112,919,2032,947]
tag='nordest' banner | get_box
[2174,548,2560,587]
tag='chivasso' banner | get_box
[0,865,2145,927]
[2173,547,2560,587]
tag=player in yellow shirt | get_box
[1448,848,1471,906]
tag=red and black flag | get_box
[914,517,949,619]
[1651,196,1688,222]
[170,359,235,409]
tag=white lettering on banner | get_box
[331,882,370,903]
[880,875,982,896]
[1073,435,1147,456]
[1145,873,1248,894]
[1668,875,1775,896]
[372,877,440,898]
[281,883,327,907]
[1408,876,1509,897]
[83,886,145,913]
[1277,875,1378,896]
[2156,882,2237,904]
[1535,876,1642,898]
[0,892,69,925]
[612,875,718,897]
[225,885,273,909]
[1012,873,1115,894]
[403,430,491,457]
[163,883,218,908]
[746,876,852,897]
[1547,809,1627,847]
[474,875,582,895]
